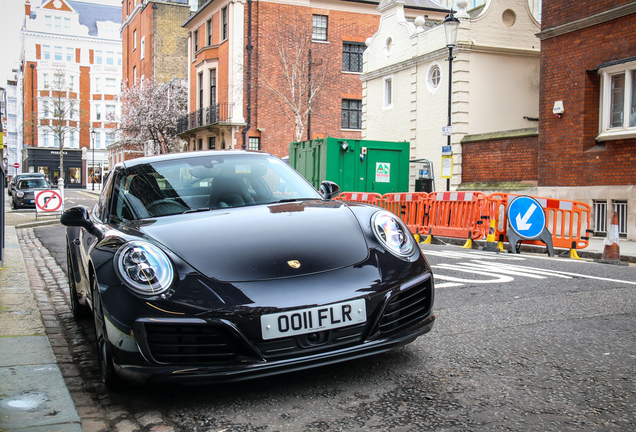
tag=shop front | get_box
[23,146,84,188]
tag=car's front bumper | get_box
[104,270,435,384]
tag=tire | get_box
[91,276,124,390]
[67,250,90,319]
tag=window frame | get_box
[342,42,365,73]
[383,75,394,109]
[341,99,362,130]
[312,15,328,41]
[597,59,636,141]
[221,7,228,42]
[207,19,213,46]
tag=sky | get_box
[0,0,27,84]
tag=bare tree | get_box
[41,69,81,182]
[118,78,188,155]
[260,18,335,142]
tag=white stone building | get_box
[20,0,122,187]
[361,0,541,191]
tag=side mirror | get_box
[61,206,94,231]
[319,180,341,200]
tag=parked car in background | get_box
[10,177,49,209]
[7,172,49,197]
[61,150,435,387]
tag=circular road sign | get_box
[507,195,546,240]
[35,189,63,212]
[13,163,19,169]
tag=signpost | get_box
[506,196,554,256]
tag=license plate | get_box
[261,299,366,340]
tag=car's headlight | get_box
[16,191,24,198]
[115,241,174,296]
[372,211,415,258]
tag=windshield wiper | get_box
[183,207,211,214]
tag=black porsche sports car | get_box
[62,150,435,387]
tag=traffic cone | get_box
[482,219,500,252]
[602,212,620,261]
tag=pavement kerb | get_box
[0,226,83,432]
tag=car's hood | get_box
[138,200,370,282]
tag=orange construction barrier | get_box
[335,192,383,207]
[381,192,428,234]
[485,193,591,256]
[421,191,488,244]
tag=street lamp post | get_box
[91,129,96,191]
[443,9,459,192]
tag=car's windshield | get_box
[111,153,321,220]
[18,178,48,189]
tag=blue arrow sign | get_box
[507,196,546,240]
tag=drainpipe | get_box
[242,0,253,149]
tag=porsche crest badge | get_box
[287,260,301,269]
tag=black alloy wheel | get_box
[91,275,123,390]
[67,250,89,319]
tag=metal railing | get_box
[176,103,233,134]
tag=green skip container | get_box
[289,137,410,194]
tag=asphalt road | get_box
[32,222,636,431]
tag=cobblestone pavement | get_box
[17,228,177,432]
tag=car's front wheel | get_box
[67,250,89,319]
[91,275,123,390]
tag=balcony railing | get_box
[177,103,233,135]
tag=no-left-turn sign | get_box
[35,189,64,212]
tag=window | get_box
[208,136,216,149]
[64,17,71,31]
[613,200,628,237]
[383,76,393,108]
[209,69,216,106]
[341,99,362,129]
[598,60,636,141]
[42,45,51,60]
[312,15,328,41]
[105,104,116,121]
[54,46,63,61]
[106,51,114,65]
[117,52,122,66]
[199,73,203,110]
[105,78,117,93]
[133,30,137,50]
[68,75,75,91]
[69,132,76,148]
[343,42,365,72]
[222,7,228,41]
[42,100,49,117]
[54,16,61,32]
[140,36,145,60]
[43,73,49,88]
[430,65,441,88]
[43,133,50,147]
[198,138,203,151]
[248,137,260,151]
[207,19,213,45]
[194,29,199,52]
[95,104,102,120]
[45,16,52,31]
[133,66,137,84]
[106,131,116,147]
[66,47,74,62]
[95,50,103,65]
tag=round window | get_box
[430,65,441,89]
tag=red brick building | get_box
[461,1,636,240]
[177,0,384,157]
[111,0,190,166]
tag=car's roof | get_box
[119,150,273,169]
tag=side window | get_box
[94,169,116,223]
